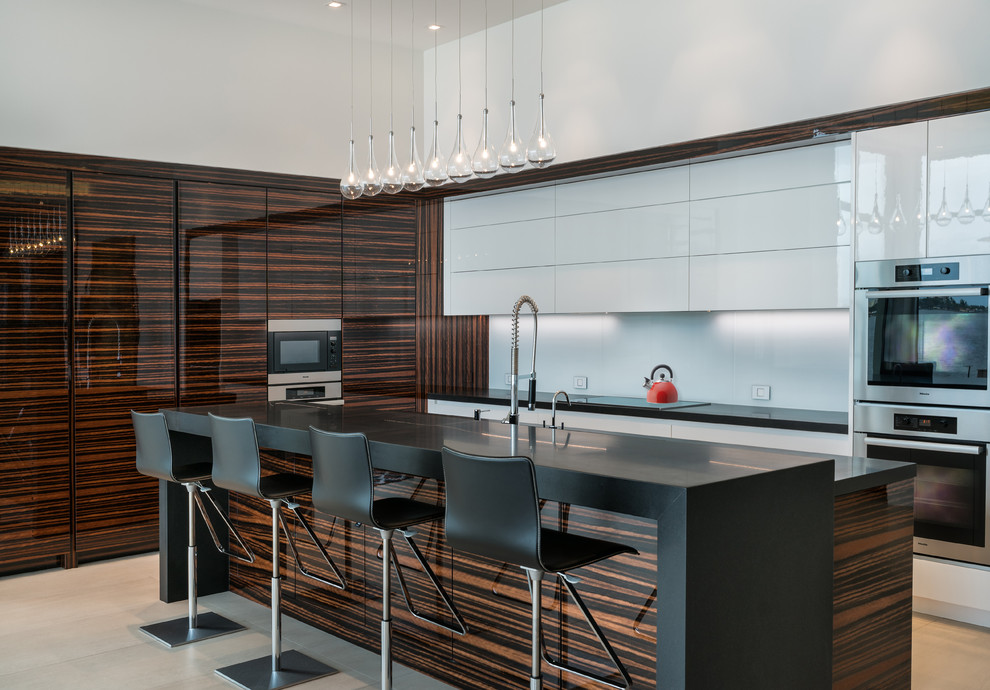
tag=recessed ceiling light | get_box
[327,1,344,8]
[427,23,442,31]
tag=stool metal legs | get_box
[215,499,338,690]
[526,569,544,690]
[381,530,394,690]
[140,483,246,647]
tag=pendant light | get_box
[499,0,526,173]
[446,0,473,182]
[402,0,425,191]
[363,0,383,196]
[381,0,403,193]
[340,3,364,199]
[472,0,497,179]
[866,164,881,234]
[934,165,951,227]
[423,0,448,187]
[981,182,990,222]
[888,193,907,233]
[957,166,976,224]
[526,0,556,168]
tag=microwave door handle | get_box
[863,287,990,299]
[865,437,984,455]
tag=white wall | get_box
[2,0,988,179]
[488,310,850,411]
[428,0,990,172]
[0,0,413,178]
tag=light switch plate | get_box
[752,384,771,401]
[504,373,512,385]
[573,376,588,389]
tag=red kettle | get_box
[643,364,678,403]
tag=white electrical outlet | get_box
[752,384,771,401]
[573,376,588,390]
[504,373,512,385]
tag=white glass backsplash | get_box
[488,310,849,412]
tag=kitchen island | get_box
[162,401,914,689]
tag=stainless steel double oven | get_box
[854,255,990,565]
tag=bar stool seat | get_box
[441,446,638,690]
[209,413,343,690]
[131,410,254,648]
[308,427,466,690]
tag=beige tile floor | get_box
[0,553,988,688]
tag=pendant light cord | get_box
[410,0,415,125]
[369,0,374,133]
[483,0,488,110]
[349,2,355,141]
[457,0,462,115]
[433,0,438,123]
[510,0,515,102]
[539,0,545,95]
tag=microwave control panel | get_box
[893,413,957,434]
[328,331,341,370]
[894,261,959,282]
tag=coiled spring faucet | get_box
[507,295,538,425]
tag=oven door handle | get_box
[865,436,985,455]
[863,287,989,299]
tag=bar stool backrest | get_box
[308,428,376,526]
[209,413,263,499]
[441,447,544,571]
[131,410,176,482]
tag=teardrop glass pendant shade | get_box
[957,183,976,224]
[934,186,952,227]
[867,193,882,234]
[447,114,474,183]
[981,182,990,222]
[472,108,498,179]
[527,93,556,168]
[364,134,383,197]
[340,138,365,199]
[888,193,907,232]
[402,126,426,192]
[381,130,403,194]
[499,100,527,173]
[424,119,448,187]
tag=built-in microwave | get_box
[267,319,342,402]
[854,256,990,408]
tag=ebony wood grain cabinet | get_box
[71,172,176,561]
[0,165,72,575]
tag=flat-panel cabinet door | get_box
[72,173,175,560]
[927,111,990,257]
[0,165,71,574]
[267,188,342,320]
[447,267,555,315]
[179,181,268,406]
[854,122,928,261]
[689,247,851,311]
[556,258,688,313]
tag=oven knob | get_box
[940,266,951,275]
[901,268,911,277]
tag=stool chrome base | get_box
[215,649,337,690]
[140,611,245,648]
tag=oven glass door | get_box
[865,436,987,548]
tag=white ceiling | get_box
[178,0,573,50]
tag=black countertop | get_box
[429,388,849,434]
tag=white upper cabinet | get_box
[556,203,689,264]
[927,110,990,257]
[447,267,555,316]
[555,166,689,215]
[448,218,555,272]
[556,258,689,313]
[854,122,928,261]
[689,141,851,199]
[446,186,554,229]
[690,183,850,256]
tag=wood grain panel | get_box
[266,188,342,320]
[833,479,914,689]
[178,181,268,406]
[342,197,416,318]
[71,172,176,560]
[341,318,417,411]
[0,165,71,574]
[415,198,488,412]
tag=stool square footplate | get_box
[140,611,245,648]
[215,649,338,690]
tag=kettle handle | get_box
[650,364,673,382]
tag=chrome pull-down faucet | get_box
[507,295,538,425]
[550,390,570,429]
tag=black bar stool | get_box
[131,410,254,647]
[209,413,343,690]
[441,446,637,690]
[308,427,466,690]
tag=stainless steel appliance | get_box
[854,255,990,407]
[854,254,990,565]
[267,319,342,403]
[854,402,990,566]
